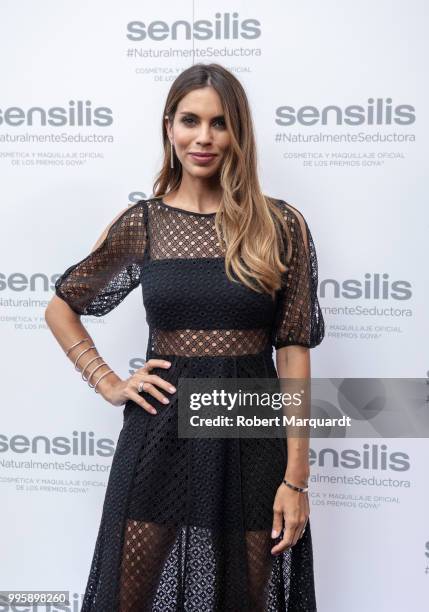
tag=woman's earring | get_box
[165,115,174,169]
[170,140,174,169]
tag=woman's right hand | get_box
[102,359,176,414]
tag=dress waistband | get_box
[149,327,271,358]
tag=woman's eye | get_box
[181,117,226,128]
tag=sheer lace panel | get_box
[245,530,274,611]
[119,519,178,612]
[147,199,225,260]
[119,520,276,612]
[150,327,270,357]
[271,200,325,349]
[54,202,147,316]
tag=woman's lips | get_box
[189,153,217,163]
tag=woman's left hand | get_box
[270,481,309,555]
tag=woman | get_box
[45,63,325,611]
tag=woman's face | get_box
[165,86,231,178]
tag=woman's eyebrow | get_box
[179,111,225,120]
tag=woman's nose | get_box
[196,124,213,142]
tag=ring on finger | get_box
[138,380,145,393]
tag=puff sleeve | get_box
[271,200,325,349]
[54,200,147,316]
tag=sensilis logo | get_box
[0,431,115,457]
[319,273,412,300]
[0,100,113,127]
[310,444,410,471]
[276,98,415,126]
[126,12,262,41]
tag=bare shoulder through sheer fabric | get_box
[54,196,325,611]
[271,200,325,350]
[55,201,148,317]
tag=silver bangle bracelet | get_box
[65,338,90,357]
[282,478,309,493]
[81,355,104,381]
[74,345,97,370]
[94,370,114,393]
[87,362,108,387]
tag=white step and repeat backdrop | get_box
[1,1,427,610]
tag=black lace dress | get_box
[54,196,325,611]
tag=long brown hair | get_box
[152,62,292,299]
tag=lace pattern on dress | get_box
[54,201,147,316]
[270,201,325,349]
[148,199,225,260]
[150,327,271,357]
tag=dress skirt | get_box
[80,347,317,612]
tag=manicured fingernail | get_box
[151,409,157,414]
[163,397,169,404]
[169,386,176,392]
[164,361,171,366]
[271,529,279,538]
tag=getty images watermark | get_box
[176,378,429,438]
